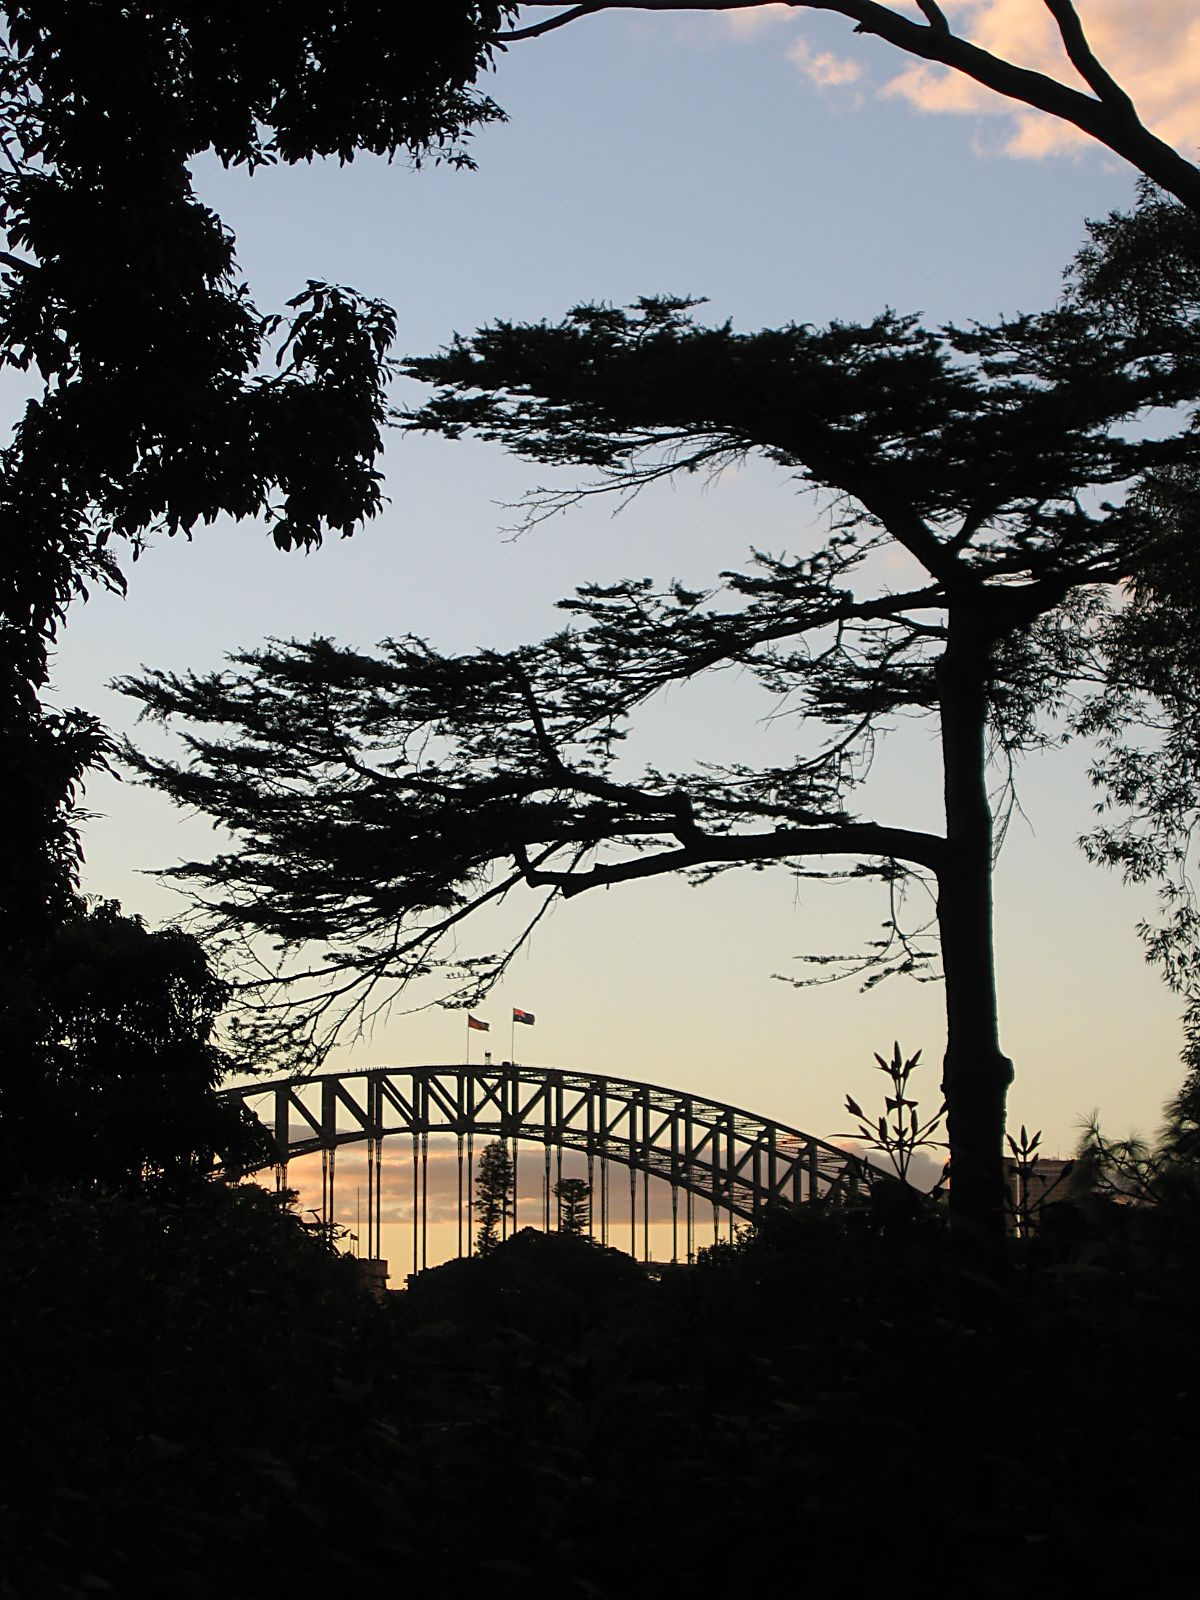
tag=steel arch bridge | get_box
[220,1062,890,1275]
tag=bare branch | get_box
[500,4,600,43]
[914,1,949,33]
[1042,0,1138,122]
[497,4,1200,211]
[516,818,945,896]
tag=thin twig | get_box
[499,4,599,43]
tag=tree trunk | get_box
[936,614,1013,1248]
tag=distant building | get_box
[1003,1157,1075,1236]
[351,1257,390,1298]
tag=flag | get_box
[467,1015,489,1032]
[512,1008,535,1026]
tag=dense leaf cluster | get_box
[1066,197,1200,1004]
[0,1,513,656]
[23,898,274,1188]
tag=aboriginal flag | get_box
[467,1015,489,1032]
[513,1008,535,1026]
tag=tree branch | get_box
[1042,0,1138,122]
[516,817,945,896]
[501,4,600,42]
[499,4,1200,212]
[508,662,712,841]
[914,1,949,33]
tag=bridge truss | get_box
[221,1063,888,1276]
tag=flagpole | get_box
[510,1012,515,1068]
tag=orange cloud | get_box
[882,1,1200,159]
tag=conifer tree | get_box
[474,1141,515,1256]
[555,1177,591,1236]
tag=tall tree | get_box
[502,3,1200,213]
[121,284,1200,1244]
[1070,188,1200,1068]
[0,4,515,1176]
[474,1141,516,1255]
[555,1176,591,1236]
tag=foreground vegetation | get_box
[3,1178,1196,1598]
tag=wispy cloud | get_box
[789,36,863,92]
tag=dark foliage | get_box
[3,1182,1197,1598]
[1074,191,1200,1052]
[0,1183,374,1600]
[16,898,274,1189]
[0,3,515,1174]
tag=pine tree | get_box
[473,1141,514,1257]
[554,1177,591,1237]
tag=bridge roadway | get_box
[220,1062,889,1273]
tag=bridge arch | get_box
[220,1063,889,1273]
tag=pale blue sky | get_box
[48,6,1195,1154]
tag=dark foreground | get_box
[2,1185,1195,1599]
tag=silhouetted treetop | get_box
[24,897,273,1189]
[1071,191,1200,1029]
[0,2,515,1180]
[0,4,515,634]
[4,4,513,171]
[405,295,1199,565]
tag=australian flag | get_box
[512,1008,535,1026]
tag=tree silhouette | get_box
[555,1177,591,1236]
[0,4,515,1175]
[1069,191,1200,1022]
[502,3,1200,213]
[120,254,1200,1243]
[474,1141,515,1256]
[19,898,272,1190]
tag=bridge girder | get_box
[220,1062,888,1231]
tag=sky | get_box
[45,2,1200,1213]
